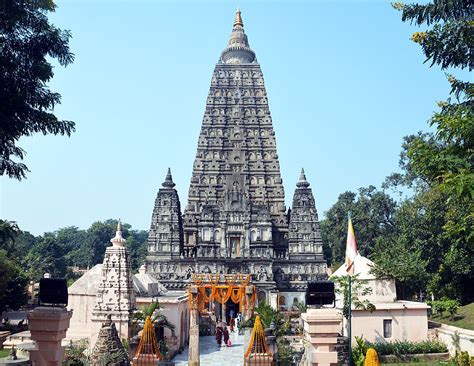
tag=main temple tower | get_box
[146,9,327,303]
[183,8,288,260]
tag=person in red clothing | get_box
[229,316,235,332]
[223,323,230,346]
[215,321,223,347]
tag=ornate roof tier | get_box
[221,8,256,64]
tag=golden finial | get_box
[234,7,243,29]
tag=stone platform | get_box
[173,330,244,366]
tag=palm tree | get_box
[132,301,175,337]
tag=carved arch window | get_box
[251,229,258,242]
[279,295,286,307]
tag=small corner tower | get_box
[288,169,325,261]
[92,221,135,344]
[147,168,184,260]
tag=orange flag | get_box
[345,212,358,274]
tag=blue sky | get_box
[1,0,455,235]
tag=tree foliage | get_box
[1,219,148,285]
[320,186,396,266]
[0,0,75,180]
[393,0,473,70]
[373,0,474,303]
[0,220,28,313]
[332,275,375,320]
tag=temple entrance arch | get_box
[187,273,257,365]
[226,297,238,323]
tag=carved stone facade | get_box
[91,316,130,366]
[146,9,327,297]
[92,223,135,342]
[148,168,183,259]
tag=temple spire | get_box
[221,8,255,64]
[111,219,126,247]
[162,167,176,188]
[296,168,310,188]
[234,7,243,29]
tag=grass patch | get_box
[430,302,474,331]
[0,348,11,358]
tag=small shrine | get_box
[91,315,130,366]
[244,315,273,366]
[132,316,163,365]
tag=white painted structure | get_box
[67,227,189,351]
[331,255,430,344]
[67,264,189,346]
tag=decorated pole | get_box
[348,275,352,366]
[345,211,358,366]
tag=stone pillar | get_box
[222,302,227,323]
[268,291,278,310]
[27,306,72,366]
[244,286,254,321]
[301,308,343,366]
[188,286,200,366]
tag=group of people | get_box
[215,312,242,348]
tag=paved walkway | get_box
[173,330,245,366]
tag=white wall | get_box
[430,322,474,356]
[351,307,428,344]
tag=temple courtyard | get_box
[173,332,245,366]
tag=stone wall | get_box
[428,321,474,356]
[334,336,349,366]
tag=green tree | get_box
[393,0,472,70]
[332,275,375,320]
[0,0,75,179]
[320,186,396,266]
[126,230,148,271]
[0,220,28,312]
[254,301,290,339]
[0,249,28,313]
[0,219,20,252]
[25,234,67,280]
[371,235,429,300]
[386,0,473,303]
[81,220,129,267]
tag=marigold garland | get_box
[186,274,256,313]
[239,274,251,286]
[134,316,163,365]
[225,274,237,285]
[244,315,272,365]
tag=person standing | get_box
[223,324,230,347]
[229,316,235,332]
[215,321,223,347]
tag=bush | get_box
[352,336,369,366]
[455,351,470,366]
[367,340,448,356]
[428,298,460,320]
